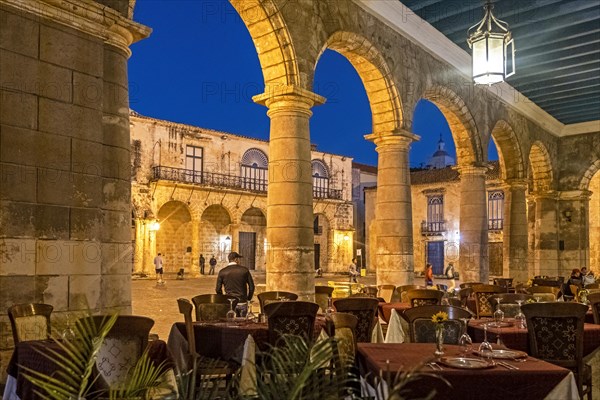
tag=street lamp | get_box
[467,1,515,85]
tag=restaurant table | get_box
[378,302,412,323]
[168,316,327,366]
[357,343,579,400]
[3,339,174,400]
[469,318,600,399]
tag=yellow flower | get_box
[431,311,449,324]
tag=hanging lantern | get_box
[467,1,515,85]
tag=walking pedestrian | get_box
[154,253,164,284]
[209,254,217,275]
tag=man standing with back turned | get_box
[216,252,255,317]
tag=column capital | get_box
[503,179,529,191]
[253,85,326,113]
[529,190,559,201]
[364,129,420,149]
[3,0,151,57]
[454,163,489,176]
[558,189,593,201]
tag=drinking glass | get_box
[478,323,494,364]
[493,298,505,326]
[458,318,473,355]
[246,300,257,322]
[62,315,75,342]
[226,298,236,322]
[325,297,335,317]
[514,300,526,329]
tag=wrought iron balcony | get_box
[152,166,343,200]
[488,219,504,231]
[421,221,446,235]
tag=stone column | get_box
[532,191,559,276]
[558,190,592,274]
[253,86,325,300]
[365,130,419,286]
[502,180,528,282]
[457,164,489,283]
[190,218,200,276]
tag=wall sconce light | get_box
[149,220,161,231]
[225,236,231,241]
[563,210,572,222]
[343,234,350,241]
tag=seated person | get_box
[582,267,596,287]
[563,268,583,297]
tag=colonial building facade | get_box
[130,112,355,276]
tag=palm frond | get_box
[108,351,169,399]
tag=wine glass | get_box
[246,300,257,322]
[226,298,236,322]
[458,318,473,355]
[514,300,526,329]
[478,323,494,364]
[62,315,75,342]
[325,297,335,317]
[493,299,505,345]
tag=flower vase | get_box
[434,325,444,357]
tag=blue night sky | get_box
[128,0,497,167]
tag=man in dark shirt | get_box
[216,251,255,317]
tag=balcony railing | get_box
[152,166,343,200]
[488,219,504,231]
[421,221,446,235]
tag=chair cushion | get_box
[530,316,578,360]
[15,316,48,342]
[96,336,143,388]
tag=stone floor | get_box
[131,272,379,340]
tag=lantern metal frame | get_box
[467,1,515,85]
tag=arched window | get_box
[241,148,268,191]
[312,159,330,198]
[488,190,504,230]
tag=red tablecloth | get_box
[357,343,574,400]
[169,316,327,364]
[7,339,171,400]
[468,319,600,357]
[378,302,412,323]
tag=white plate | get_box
[438,357,494,369]
[473,349,527,359]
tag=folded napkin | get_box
[385,309,405,343]
[239,335,257,397]
[371,319,385,343]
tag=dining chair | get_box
[405,289,444,307]
[588,292,600,324]
[191,294,237,321]
[377,285,395,303]
[391,285,425,303]
[333,297,378,343]
[83,315,154,391]
[492,277,514,293]
[435,283,448,292]
[263,301,319,346]
[257,291,298,314]
[359,286,379,297]
[532,276,564,288]
[459,282,484,290]
[8,303,53,344]
[176,298,233,391]
[585,283,600,289]
[521,302,591,399]
[489,293,534,317]
[471,284,504,318]
[403,305,472,344]
[457,287,473,309]
[526,285,561,298]
[315,286,334,312]
[326,312,359,365]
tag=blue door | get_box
[427,241,445,275]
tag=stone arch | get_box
[490,120,525,181]
[239,207,267,270]
[528,141,554,193]
[229,0,300,88]
[422,85,483,165]
[318,31,403,133]
[241,148,269,168]
[579,159,600,191]
[156,200,193,272]
[201,204,234,261]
